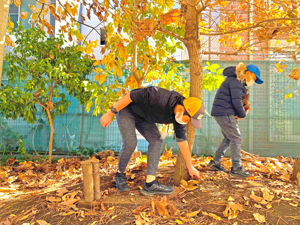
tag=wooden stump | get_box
[91,158,100,200]
[292,155,300,181]
[81,160,94,202]
[131,151,141,160]
[97,150,115,159]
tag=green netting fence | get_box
[1,60,300,157]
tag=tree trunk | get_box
[0,0,10,87]
[174,1,203,186]
[292,155,300,182]
[46,108,54,164]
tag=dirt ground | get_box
[0,152,299,225]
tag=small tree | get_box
[0,26,93,163]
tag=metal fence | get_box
[1,60,299,157]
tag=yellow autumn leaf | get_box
[98,74,106,85]
[7,17,14,29]
[228,196,234,201]
[14,0,21,7]
[20,12,28,19]
[5,35,15,47]
[94,75,100,81]
[31,12,38,21]
[176,219,183,224]
[159,9,182,25]
[93,60,100,66]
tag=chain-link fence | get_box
[1,60,299,157]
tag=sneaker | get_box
[140,180,174,196]
[230,166,251,178]
[208,160,226,172]
[114,172,130,192]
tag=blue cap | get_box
[246,64,264,84]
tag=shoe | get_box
[208,160,226,172]
[114,172,130,192]
[140,180,174,196]
[230,166,251,178]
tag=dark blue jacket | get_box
[211,66,247,118]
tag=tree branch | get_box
[56,0,101,36]
[157,28,186,44]
[200,17,300,36]
[202,51,238,55]
[197,0,210,14]
[37,102,47,110]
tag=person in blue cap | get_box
[208,62,264,178]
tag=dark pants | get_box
[116,108,163,176]
[213,115,242,168]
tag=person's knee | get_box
[123,140,137,151]
[230,136,242,145]
[149,138,163,147]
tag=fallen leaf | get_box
[228,196,234,201]
[261,188,274,202]
[56,188,68,197]
[223,202,243,220]
[253,213,265,223]
[180,180,199,191]
[134,215,144,225]
[176,219,183,224]
[250,192,263,202]
[140,212,152,223]
[108,206,115,210]
[266,204,272,209]
[46,196,61,203]
[289,202,298,207]
[182,198,187,203]
[185,210,200,218]
[254,204,262,209]
[155,200,169,217]
[36,220,50,225]
[202,212,222,221]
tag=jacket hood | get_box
[168,91,185,112]
[223,66,237,77]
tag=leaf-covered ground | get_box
[0,148,299,225]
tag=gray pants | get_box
[214,115,242,168]
[116,108,163,176]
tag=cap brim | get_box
[255,77,264,84]
[191,118,202,128]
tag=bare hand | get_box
[235,116,242,120]
[188,166,201,179]
[100,112,113,127]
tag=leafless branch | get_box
[197,0,210,14]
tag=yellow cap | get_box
[183,97,205,128]
[183,97,202,117]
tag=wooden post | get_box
[292,155,300,181]
[91,158,100,200]
[81,160,94,202]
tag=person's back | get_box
[211,66,247,118]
